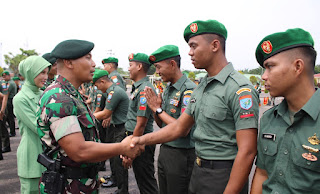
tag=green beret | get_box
[128,53,150,65]
[42,53,57,65]
[2,71,10,76]
[149,45,180,64]
[93,69,109,83]
[255,28,314,67]
[51,39,94,59]
[184,20,227,42]
[12,77,20,81]
[102,57,118,64]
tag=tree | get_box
[250,76,258,84]
[315,65,320,74]
[4,48,39,75]
[188,71,195,81]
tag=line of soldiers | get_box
[8,19,320,194]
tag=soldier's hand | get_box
[102,118,111,128]
[120,155,133,169]
[144,86,162,112]
[0,111,4,121]
[121,135,145,159]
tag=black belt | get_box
[63,165,98,179]
[196,157,233,169]
[111,123,125,128]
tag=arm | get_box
[132,116,148,136]
[223,128,257,194]
[0,93,8,120]
[94,107,102,113]
[132,112,194,145]
[93,108,113,121]
[13,97,37,133]
[58,132,143,163]
[250,167,268,194]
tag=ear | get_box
[169,59,176,69]
[293,59,304,76]
[63,59,74,69]
[211,39,220,52]
[137,63,143,71]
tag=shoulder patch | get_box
[239,95,253,110]
[107,91,114,102]
[183,95,191,106]
[111,76,118,83]
[236,88,251,95]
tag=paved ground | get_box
[0,91,282,194]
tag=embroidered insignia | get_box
[111,76,118,83]
[129,53,134,60]
[107,91,114,102]
[239,95,253,110]
[170,99,179,107]
[190,23,198,33]
[308,133,320,145]
[97,94,102,102]
[263,97,269,106]
[261,40,273,54]
[140,96,147,105]
[149,55,156,62]
[170,108,176,113]
[139,105,146,110]
[183,90,193,95]
[2,83,6,89]
[102,60,105,64]
[262,133,276,141]
[236,88,251,95]
[183,95,191,106]
[181,108,186,113]
[240,111,254,119]
[176,91,181,96]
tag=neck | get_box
[109,68,116,73]
[48,73,55,79]
[169,70,183,84]
[206,55,228,77]
[59,71,82,89]
[285,79,315,112]
[134,73,147,83]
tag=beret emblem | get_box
[190,23,198,33]
[149,55,156,62]
[129,53,134,60]
[261,40,273,54]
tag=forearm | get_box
[93,110,111,121]
[224,149,256,193]
[157,111,177,125]
[1,95,8,112]
[154,113,163,127]
[250,167,268,194]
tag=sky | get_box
[0,0,319,72]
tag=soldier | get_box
[131,20,259,194]
[123,53,159,194]
[102,57,126,91]
[37,39,143,194]
[12,77,21,93]
[0,72,11,154]
[93,69,129,194]
[145,45,196,194]
[2,71,17,137]
[13,56,50,194]
[251,28,320,193]
[42,53,57,89]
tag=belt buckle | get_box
[196,157,201,167]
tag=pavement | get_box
[0,91,282,194]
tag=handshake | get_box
[120,135,145,168]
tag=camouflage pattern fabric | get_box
[37,75,100,194]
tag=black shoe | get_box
[103,175,112,180]
[2,147,11,153]
[0,155,3,160]
[9,133,16,137]
[101,180,117,188]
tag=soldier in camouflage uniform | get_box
[42,53,57,89]
[37,39,143,194]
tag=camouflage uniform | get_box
[37,75,100,194]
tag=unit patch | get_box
[239,95,252,110]
[236,88,251,95]
[183,95,191,106]
[107,91,114,103]
[111,76,118,83]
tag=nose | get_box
[188,48,193,56]
[261,70,267,81]
[92,60,96,68]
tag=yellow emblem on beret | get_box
[149,55,156,62]
[261,40,273,54]
[190,23,198,33]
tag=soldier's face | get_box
[73,53,96,83]
[262,51,296,97]
[103,63,112,72]
[34,67,49,88]
[188,35,213,69]
[128,61,139,80]
[2,74,10,81]
[155,60,171,82]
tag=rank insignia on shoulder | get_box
[236,88,251,95]
[262,133,276,141]
[184,90,193,95]
[239,95,252,110]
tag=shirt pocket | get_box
[203,106,227,121]
[291,146,320,191]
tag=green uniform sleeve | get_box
[136,90,152,118]
[105,90,121,111]
[1,82,8,95]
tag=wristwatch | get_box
[155,107,163,115]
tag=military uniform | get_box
[158,74,196,194]
[109,70,126,91]
[37,75,100,193]
[125,76,159,194]
[185,63,259,193]
[0,80,10,153]
[4,79,17,136]
[43,77,55,89]
[104,83,129,193]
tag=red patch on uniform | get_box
[139,106,146,110]
[240,112,254,119]
[140,92,146,95]
[117,83,120,85]
[190,23,198,33]
[181,108,186,113]
[261,40,272,54]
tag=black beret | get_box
[42,53,57,65]
[51,39,94,59]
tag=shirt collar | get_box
[206,62,234,84]
[56,75,81,98]
[133,76,149,88]
[170,74,187,90]
[274,89,320,121]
